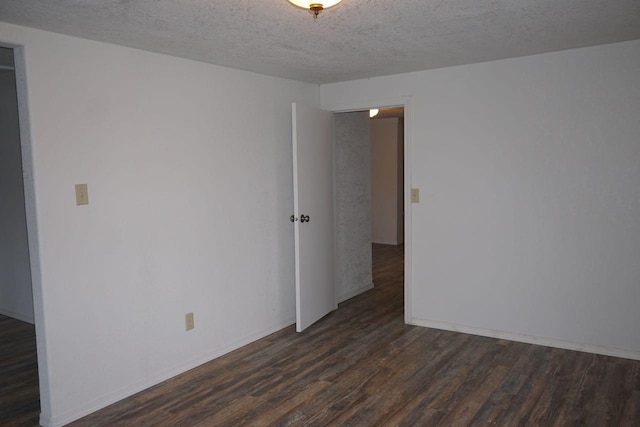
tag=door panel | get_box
[292,103,336,332]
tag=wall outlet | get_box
[411,188,420,203]
[75,183,89,205]
[185,312,194,331]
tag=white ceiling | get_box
[1,0,639,84]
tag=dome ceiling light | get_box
[287,0,343,21]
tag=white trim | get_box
[39,317,296,427]
[401,97,413,324]
[0,307,34,324]
[337,282,374,304]
[291,103,302,332]
[322,96,413,325]
[409,317,640,361]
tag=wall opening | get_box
[0,44,40,424]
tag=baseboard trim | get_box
[0,307,34,324]
[337,282,374,304]
[40,316,296,427]
[409,317,640,361]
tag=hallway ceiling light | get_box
[287,0,343,20]
[369,109,379,118]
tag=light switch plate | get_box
[75,184,89,205]
[185,312,194,331]
[411,188,420,203]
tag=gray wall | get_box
[334,111,373,302]
[0,49,33,323]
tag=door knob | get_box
[290,215,298,222]
[300,214,310,223]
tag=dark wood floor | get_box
[4,244,640,425]
[0,314,40,427]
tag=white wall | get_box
[370,117,403,245]
[0,57,34,323]
[321,40,640,359]
[0,22,318,426]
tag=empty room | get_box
[1,1,639,426]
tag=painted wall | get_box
[334,111,372,302]
[321,40,640,359]
[0,22,317,426]
[0,52,33,323]
[370,117,403,245]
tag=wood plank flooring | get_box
[4,243,640,426]
[0,314,40,427]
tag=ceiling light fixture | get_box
[287,0,343,21]
[369,108,379,118]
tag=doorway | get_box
[0,47,33,323]
[332,106,406,312]
[369,106,405,313]
[0,45,40,424]
[293,99,412,331]
[370,107,404,246]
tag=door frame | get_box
[323,97,413,323]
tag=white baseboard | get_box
[40,316,296,427]
[337,282,374,304]
[409,317,640,361]
[0,307,34,324]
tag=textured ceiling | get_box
[1,0,639,83]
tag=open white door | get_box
[292,103,336,332]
